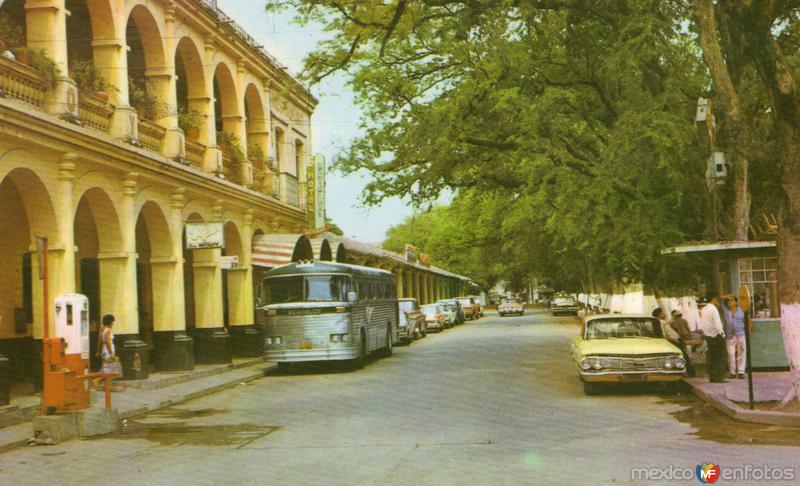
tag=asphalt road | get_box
[2,310,800,485]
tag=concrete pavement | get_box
[1,311,799,485]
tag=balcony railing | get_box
[0,56,47,108]
[78,93,113,133]
[185,139,205,169]
[138,118,166,153]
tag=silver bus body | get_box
[258,262,398,364]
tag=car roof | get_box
[584,313,657,323]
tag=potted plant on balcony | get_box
[216,131,245,183]
[129,79,172,121]
[69,59,111,100]
[248,143,264,163]
[10,48,60,88]
[178,106,202,141]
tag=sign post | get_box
[739,285,754,410]
[36,236,48,413]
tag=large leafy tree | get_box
[269,0,710,292]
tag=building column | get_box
[234,60,253,185]
[154,4,184,160]
[229,209,261,357]
[24,0,77,118]
[202,35,222,175]
[192,200,230,363]
[111,173,148,379]
[395,269,404,298]
[151,189,194,371]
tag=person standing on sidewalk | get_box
[669,309,696,377]
[723,297,747,379]
[98,314,121,374]
[699,297,727,383]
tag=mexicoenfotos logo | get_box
[696,463,721,483]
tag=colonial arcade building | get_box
[0,0,317,383]
[0,0,477,390]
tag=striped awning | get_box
[252,234,313,268]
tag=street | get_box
[2,310,800,486]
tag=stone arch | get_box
[223,220,243,258]
[65,0,117,65]
[126,4,168,121]
[73,187,123,367]
[213,63,240,135]
[175,36,208,143]
[0,168,58,355]
[319,239,332,261]
[244,83,267,158]
[136,201,173,351]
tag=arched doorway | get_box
[132,201,174,378]
[73,188,123,372]
[0,168,57,389]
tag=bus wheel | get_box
[351,329,366,370]
[380,325,393,358]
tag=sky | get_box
[216,1,413,244]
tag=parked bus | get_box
[257,261,398,369]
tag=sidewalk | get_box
[684,371,800,426]
[0,358,275,453]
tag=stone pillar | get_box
[192,200,230,363]
[155,4,185,160]
[91,33,138,141]
[229,209,262,357]
[114,173,148,379]
[235,60,253,185]
[25,0,78,118]
[56,154,76,294]
[202,35,222,174]
[395,269,404,298]
[151,189,194,371]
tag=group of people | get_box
[653,294,748,383]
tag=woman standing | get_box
[97,314,120,374]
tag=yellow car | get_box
[571,314,686,395]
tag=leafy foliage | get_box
[265,1,751,292]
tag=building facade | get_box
[0,0,316,382]
[0,0,479,392]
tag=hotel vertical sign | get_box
[307,154,327,229]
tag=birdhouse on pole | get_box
[696,98,716,147]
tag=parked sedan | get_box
[438,299,465,325]
[421,303,448,332]
[552,295,580,316]
[571,314,686,395]
[397,298,426,343]
[498,299,524,317]
[456,297,479,320]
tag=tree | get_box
[269,0,710,289]
[691,0,800,404]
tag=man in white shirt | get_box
[699,297,727,383]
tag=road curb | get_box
[684,379,800,426]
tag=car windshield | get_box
[585,318,663,339]
[554,297,574,305]
[263,275,351,305]
[421,304,440,314]
[398,300,417,311]
[456,298,471,305]
[501,299,516,304]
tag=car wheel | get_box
[583,382,602,396]
[351,329,367,370]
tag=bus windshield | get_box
[263,275,351,305]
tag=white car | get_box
[498,299,524,317]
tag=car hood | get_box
[575,337,681,356]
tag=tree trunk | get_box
[692,0,750,241]
[777,119,800,402]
